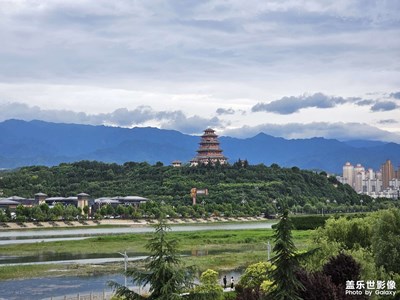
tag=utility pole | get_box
[118,251,128,287]
[267,240,271,261]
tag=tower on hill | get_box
[190,128,227,166]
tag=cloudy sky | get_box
[1,0,400,142]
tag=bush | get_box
[322,253,361,286]
[295,269,339,300]
[223,291,236,300]
[291,215,330,230]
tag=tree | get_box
[269,210,304,300]
[371,208,400,273]
[239,261,274,291]
[322,253,366,300]
[0,209,8,222]
[51,203,64,219]
[83,205,89,216]
[116,205,127,218]
[191,269,223,300]
[295,269,338,300]
[16,204,28,220]
[31,206,45,222]
[109,218,195,300]
[236,261,275,300]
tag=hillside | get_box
[0,160,369,217]
[1,119,399,173]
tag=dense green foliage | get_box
[296,253,365,300]
[0,160,373,218]
[307,209,400,298]
[192,269,224,300]
[371,209,400,274]
[235,261,275,299]
[283,215,330,230]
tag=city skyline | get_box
[0,1,399,142]
[340,160,400,198]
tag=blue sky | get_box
[0,0,399,142]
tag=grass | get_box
[0,229,310,256]
[0,263,124,281]
[0,228,315,280]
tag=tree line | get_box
[1,160,395,219]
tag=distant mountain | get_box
[0,119,399,173]
[343,140,388,148]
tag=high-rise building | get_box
[340,160,399,198]
[190,128,227,166]
[367,168,374,179]
[381,159,395,189]
[354,172,363,193]
[353,164,365,192]
[343,162,354,187]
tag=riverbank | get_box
[0,216,267,230]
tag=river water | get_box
[0,273,125,300]
[0,271,243,300]
[0,222,270,299]
[0,222,274,245]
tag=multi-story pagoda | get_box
[190,128,227,166]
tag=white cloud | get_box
[222,122,400,143]
[252,93,350,114]
[0,102,222,134]
[0,1,399,142]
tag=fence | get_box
[45,291,114,300]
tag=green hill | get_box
[0,160,370,217]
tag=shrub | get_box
[291,215,330,230]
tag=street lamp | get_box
[266,240,271,261]
[272,199,277,214]
[118,251,128,287]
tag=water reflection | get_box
[0,271,243,300]
[0,274,125,300]
[0,251,146,264]
[0,247,249,265]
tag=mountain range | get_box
[0,119,399,173]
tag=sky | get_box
[0,0,400,142]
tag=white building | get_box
[339,161,399,199]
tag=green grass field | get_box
[0,229,314,280]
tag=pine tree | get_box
[269,210,304,300]
[109,219,195,300]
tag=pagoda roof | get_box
[196,155,227,159]
[199,140,220,144]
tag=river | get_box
[0,271,243,300]
[0,222,270,299]
[0,222,275,245]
